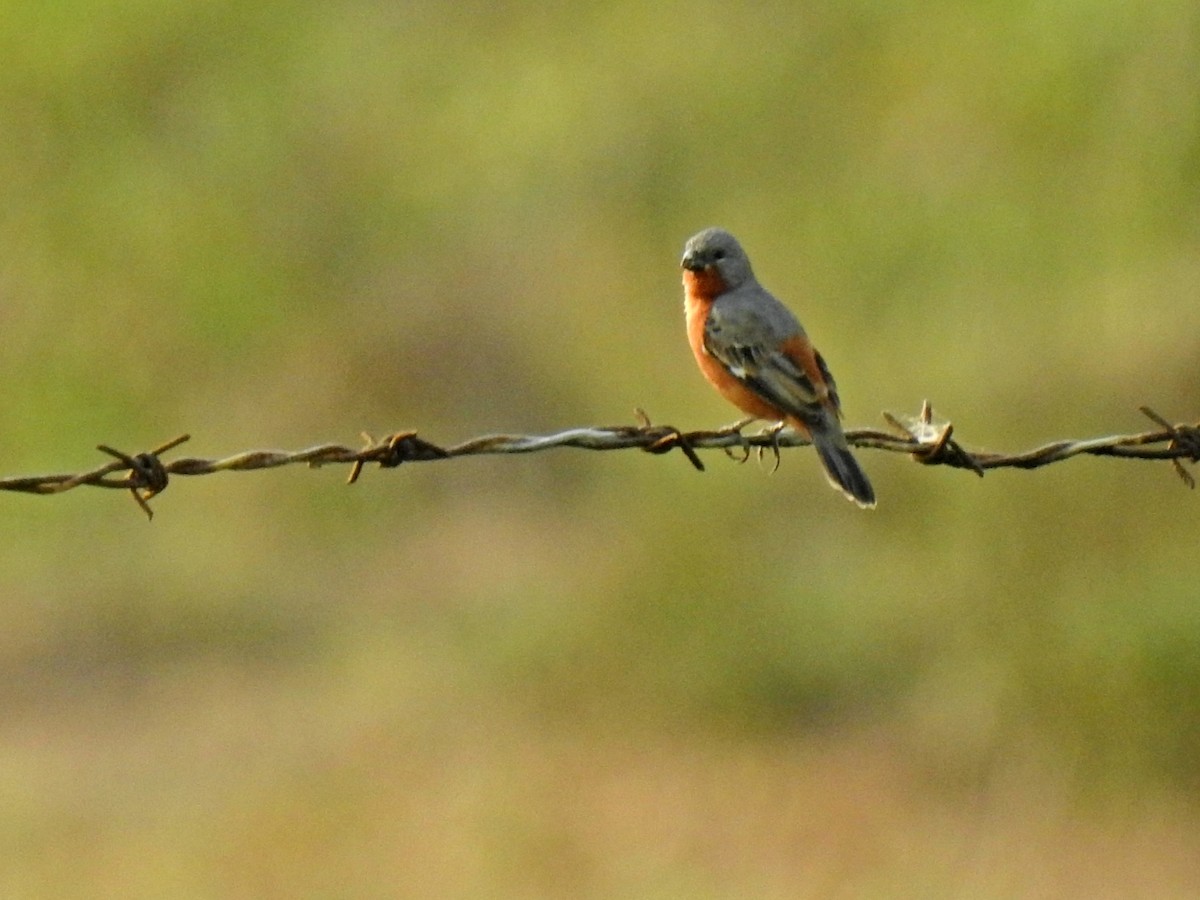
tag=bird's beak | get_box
[680,249,702,271]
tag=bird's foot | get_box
[756,421,786,474]
[717,416,757,463]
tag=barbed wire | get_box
[1,403,1196,519]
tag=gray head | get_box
[680,227,755,290]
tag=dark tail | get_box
[813,431,876,509]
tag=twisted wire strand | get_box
[2,403,1196,519]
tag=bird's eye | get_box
[713,249,726,260]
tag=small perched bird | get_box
[681,227,876,508]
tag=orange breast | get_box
[682,267,727,301]
[684,291,792,425]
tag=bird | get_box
[680,227,876,508]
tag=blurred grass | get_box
[3,1,1200,895]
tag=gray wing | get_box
[703,288,839,421]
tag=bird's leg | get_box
[756,421,786,474]
[717,416,757,463]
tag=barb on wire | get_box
[2,403,1196,518]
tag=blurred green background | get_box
[2,2,1199,896]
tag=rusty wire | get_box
[1,403,1196,519]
